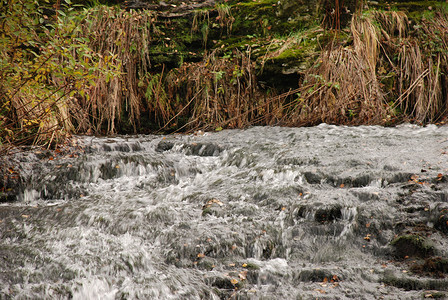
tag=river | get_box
[1,124,448,299]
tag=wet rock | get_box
[196,257,216,271]
[434,209,448,235]
[206,275,240,289]
[277,157,320,166]
[303,171,322,184]
[390,234,435,259]
[156,140,174,152]
[34,150,53,159]
[314,205,342,223]
[421,291,447,299]
[242,262,260,270]
[351,190,380,202]
[185,143,222,156]
[410,257,448,278]
[381,272,448,291]
[297,269,339,282]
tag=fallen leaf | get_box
[230,278,238,285]
[239,271,247,280]
[197,253,205,258]
[21,215,30,218]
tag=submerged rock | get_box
[185,143,223,156]
[156,140,175,152]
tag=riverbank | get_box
[1,0,448,152]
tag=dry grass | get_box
[164,50,267,131]
[283,9,448,126]
[284,13,389,126]
[400,13,447,123]
[288,46,388,126]
[67,6,156,134]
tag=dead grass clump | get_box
[371,10,408,41]
[68,6,156,134]
[164,50,271,131]
[289,46,388,126]
[388,10,448,123]
[287,13,389,126]
[288,8,448,126]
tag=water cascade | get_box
[1,124,448,299]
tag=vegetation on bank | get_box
[1,0,448,152]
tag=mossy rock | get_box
[390,234,435,259]
[207,275,243,289]
[297,269,339,282]
[434,209,448,235]
[242,262,260,270]
[411,257,448,277]
[382,273,447,291]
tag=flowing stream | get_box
[2,124,448,299]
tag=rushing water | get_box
[2,124,448,299]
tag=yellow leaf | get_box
[230,279,238,285]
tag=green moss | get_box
[369,1,447,22]
[242,262,260,270]
[230,0,317,37]
[390,234,435,259]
